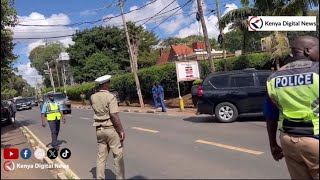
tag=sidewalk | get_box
[72,103,198,117]
[1,123,55,179]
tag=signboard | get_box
[58,52,70,61]
[175,61,200,82]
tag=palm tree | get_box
[219,0,319,68]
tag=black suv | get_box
[196,69,272,123]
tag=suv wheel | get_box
[215,102,238,123]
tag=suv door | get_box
[229,73,257,114]
[253,72,272,113]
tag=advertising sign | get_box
[175,61,200,82]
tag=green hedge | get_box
[46,52,272,101]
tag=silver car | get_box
[41,92,71,114]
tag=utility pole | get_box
[197,0,215,72]
[55,59,61,87]
[119,0,145,107]
[215,0,227,71]
[46,62,56,93]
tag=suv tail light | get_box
[197,86,203,96]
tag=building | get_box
[156,42,229,65]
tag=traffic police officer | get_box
[41,92,65,151]
[265,36,319,179]
[90,75,125,180]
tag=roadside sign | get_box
[175,61,200,82]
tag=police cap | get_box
[95,75,112,85]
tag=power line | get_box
[141,0,176,26]
[151,0,193,31]
[13,34,74,40]
[16,0,159,27]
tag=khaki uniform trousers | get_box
[96,126,125,179]
[280,132,319,180]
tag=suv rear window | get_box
[230,75,254,87]
[208,75,230,88]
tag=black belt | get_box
[96,125,113,129]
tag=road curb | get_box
[20,126,80,179]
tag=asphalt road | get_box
[15,107,290,179]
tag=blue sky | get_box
[12,0,241,86]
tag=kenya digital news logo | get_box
[248,16,263,31]
[3,161,15,172]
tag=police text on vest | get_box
[275,73,313,88]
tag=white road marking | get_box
[195,139,264,155]
[131,127,159,133]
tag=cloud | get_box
[11,12,78,86]
[16,62,42,87]
[80,10,98,17]
[11,12,77,55]
[103,0,192,35]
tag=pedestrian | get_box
[41,92,66,151]
[7,99,16,124]
[152,83,159,109]
[157,83,166,112]
[264,36,319,180]
[90,75,125,180]
[80,92,86,105]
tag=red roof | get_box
[156,52,170,65]
[171,45,193,56]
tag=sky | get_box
[12,0,241,87]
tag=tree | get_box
[68,26,129,83]
[1,0,17,84]
[127,21,159,69]
[29,42,65,87]
[1,72,34,99]
[82,52,120,82]
[219,0,318,67]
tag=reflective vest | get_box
[46,102,61,121]
[267,60,319,136]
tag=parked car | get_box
[1,100,15,125]
[196,69,272,123]
[41,92,71,114]
[26,97,38,106]
[15,97,32,111]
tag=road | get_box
[15,107,290,179]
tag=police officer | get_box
[152,83,159,109]
[90,75,125,180]
[265,36,319,179]
[41,92,65,151]
[157,83,166,112]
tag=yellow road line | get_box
[195,139,264,155]
[131,127,159,133]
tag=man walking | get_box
[152,83,159,109]
[265,36,319,179]
[41,92,65,151]
[90,75,125,179]
[157,83,166,112]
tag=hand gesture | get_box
[42,122,46,128]
[270,143,284,161]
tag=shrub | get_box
[47,52,273,101]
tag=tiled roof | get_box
[156,52,170,65]
[171,45,193,56]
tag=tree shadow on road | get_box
[89,167,148,179]
[183,116,217,123]
[183,116,265,124]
